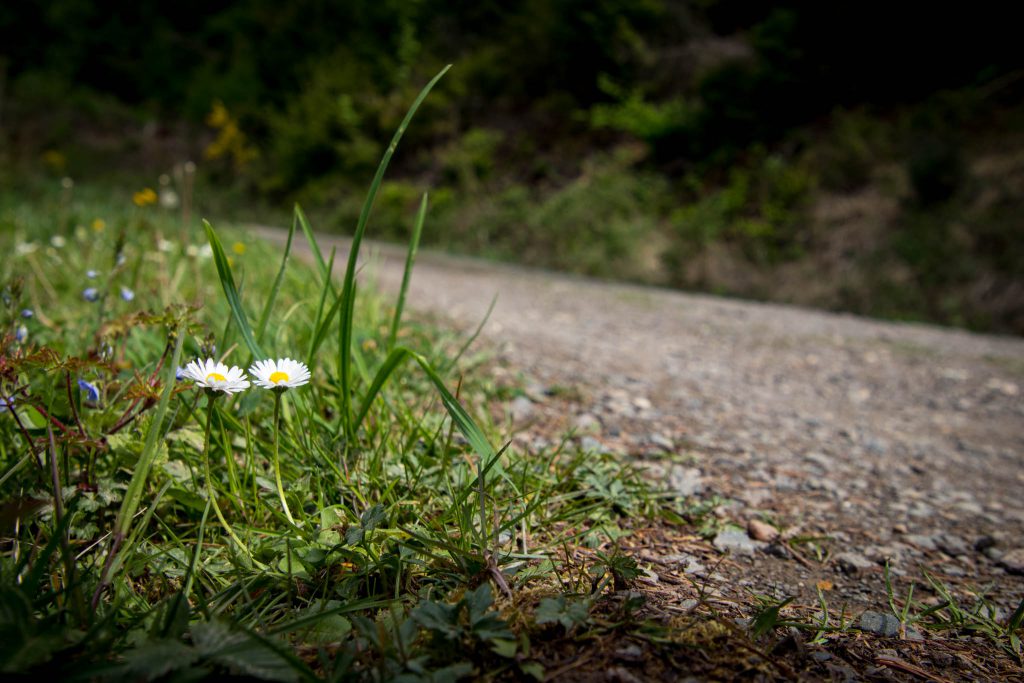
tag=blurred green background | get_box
[2,0,1022,333]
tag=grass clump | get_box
[0,70,665,681]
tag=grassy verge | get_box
[0,75,668,681]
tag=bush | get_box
[907,136,966,205]
[665,150,815,274]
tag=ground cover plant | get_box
[0,70,687,682]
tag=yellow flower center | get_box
[269,371,289,384]
[206,372,226,382]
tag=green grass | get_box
[0,74,664,681]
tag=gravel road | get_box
[253,226,1024,615]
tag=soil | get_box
[254,226,1024,680]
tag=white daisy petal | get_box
[249,357,311,390]
[181,357,250,394]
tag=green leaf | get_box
[360,503,386,531]
[203,220,264,358]
[465,584,494,623]
[256,211,296,342]
[192,620,298,682]
[113,327,185,540]
[411,601,462,640]
[520,662,545,680]
[490,638,517,658]
[298,602,352,645]
[337,65,451,438]
[536,596,591,631]
[751,597,795,638]
[121,640,199,680]
[388,192,427,350]
[1009,598,1024,632]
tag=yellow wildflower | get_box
[132,188,158,207]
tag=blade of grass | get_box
[204,220,264,359]
[442,293,497,374]
[255,211,296,343]
[295,204,332,287]
[388,193,427,350]
[94,324,185,607]
[352,346,515,494]
[307,247,337,366]
[337,65,451,440]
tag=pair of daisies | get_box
[180,357,310,394]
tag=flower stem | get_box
[203,396,245,549]
[272,391,296,525]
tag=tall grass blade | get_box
[443,293,497,374]
[307,247,337,367]
[388,193,427,350]
[337,65,451,439]
[353,346,497,471]
[255,212,296,343]
[114,326,185,539]
[295,204,332,286]
[204,220,264,358]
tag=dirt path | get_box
[253,225,1024,629]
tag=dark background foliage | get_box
[2,0,1022,332]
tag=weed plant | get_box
[0,69,658,681]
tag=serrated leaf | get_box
[298,603,352,645]
[465,584,493,623]
[345,527,365,545]
[191,621,297,682]
[121,640,199,680]
[411,601,462,640]
[360,503,386,531]
[535,596,591,631]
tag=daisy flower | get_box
[182,358,250,394]
[249,358,311,391]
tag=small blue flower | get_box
[21,309,33,319]
[86,270,98,279]
[0,396,14,412]
[120,286,135,302]
[83,288,99,302]
[175,366,186,381]
[15,325,27,343]
[78,379,100,402]
[116,253,126,267]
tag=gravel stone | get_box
[858,611,901,637]
[510,396,535,423]
[713,528,765,556]
[835,552,874,575]
[998,548,1024,575]
[747,519,779,542]
[670,466,703,497]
